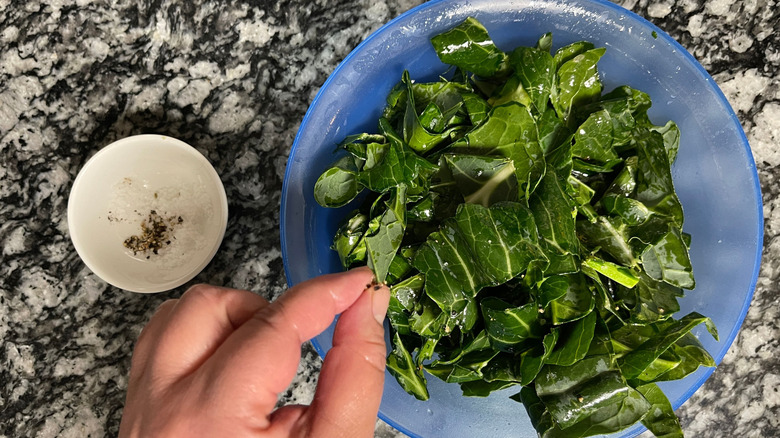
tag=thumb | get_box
[307,284,390,438]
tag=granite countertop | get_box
[1,0,777,436]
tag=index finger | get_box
[201,267,374,425]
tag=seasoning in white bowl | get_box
[68,135,228,293]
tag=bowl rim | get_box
[68,134,229,293]
[280,0,763,436]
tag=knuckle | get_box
[341,342,387,374]
[182,284,235,309]
[250,302,293,337]
[153,299,178,316]
[183,283,219,300]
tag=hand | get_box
[119,267,389,438]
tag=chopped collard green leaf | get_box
[313,17,715,438]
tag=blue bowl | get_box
[280,0,763,436]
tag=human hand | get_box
[119,267,389,438]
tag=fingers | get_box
[203,267,375,423]
[128,298,178,381]
[145,285,269,381]
[305,284,390,438]
[123,297,178,434]
[266,405,308,438]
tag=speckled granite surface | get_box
[0,0,777,437]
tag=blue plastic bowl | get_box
[280,0,763,436]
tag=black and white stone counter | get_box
[0,0,777,436]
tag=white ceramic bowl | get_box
[68,135,228,293]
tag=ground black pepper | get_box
[123,210,183,257]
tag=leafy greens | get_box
[313,17,716,438]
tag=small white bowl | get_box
[68,135,228,293]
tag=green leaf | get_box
[459,103,546,197]
[516,382,651,438]
[331,211,368,268]
[618,312,718,381]
[390,273,423,312]
[581,266,616,320]
[482,353,522,383]
[545,311,597,366]
[339,132,387,167]
[571,109,618,163]
[434,330,492,366]
[586,316,616,358]
[651,120,681,164]
[415,80,470,112]
[636,384,684,438]
[553,41,595,68]
[578,86,651,148]
[629,214,677,254]
[314,156,361,207]
[637,350,682,382]
[401,71,466,153]
[515,386,557,434]
[386,332,429,400]
[413,225,486,330]
[409,295,448,338]
[461,102,538,148]
[602,195,651,226]
[609,323,657,355]
[417,337,439,367]
[460,379,518,397]
[617,271,682,324]
[535,355,650,430]
[538,108,571,153]
[554,48,606,122]
[536,32,553,53]
[567,175,595,207]
[461,91,491,126]
[453,202,544,283]
[537,275,570,309]
[489,74,532,108]
[358,118,438,194]
[519,329,560,385]
[508,46,555,114]
[549,273,595,325]
[431,17,509,78]
[634,129,684,226]
[555,387,652,437]
[544,370,635,429]
[426,349,499,383]
[407,193,436,222]
[366,186,407,283]
[602,155,638,198]
[363,142,389,170]
[577,216,638,268]
[444,154,519,206]
[582,256,639,288]
[529,171,579,263]
[572,157,622,174]
[386,245,417,284]
[413,202,544,330]
[386,300,411,335]
[481,297,543,349]
[641,226,695,289]
[656,332,715,381]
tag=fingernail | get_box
[371,285,390,325]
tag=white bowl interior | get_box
[68,135,228,293]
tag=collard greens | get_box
[314,17,717,438]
